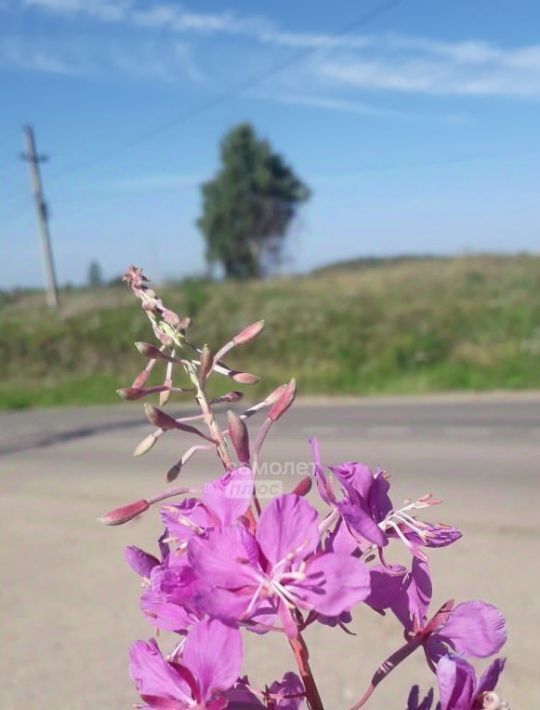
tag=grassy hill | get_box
[1,254,539,409]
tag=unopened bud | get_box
[144,404,177,431]
[135,342,172,361]
[211,391,243,405]
[117,387,143,400]
[117,386,168,401]
[135,341,161,358]
[159,380,172,406]
[198,345,213,384]
[292,476,312,497]
[264,384,288,406]
[227,410,250,463]
[268,379,296,422]
[233,320,264,346]
[133,432,159,457]
[232,371,260,385]
[99,498,149,525]
[162,308,180,327]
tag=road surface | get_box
[1,394,539,709]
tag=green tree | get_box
[198,123,310,279]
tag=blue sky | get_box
[1,0,539,288]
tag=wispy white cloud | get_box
[317,37,540,98]
[0,35,81,74]
[0,32,203,82]
[6,0,540,99]
[22,0,129,22]
[251,90,465,123]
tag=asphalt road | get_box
[1,394,539,709]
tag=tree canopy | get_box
[197,123,310,279]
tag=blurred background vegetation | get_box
[2,253,539,409]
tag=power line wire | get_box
[46,0,405,183]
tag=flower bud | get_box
[159,380,172,406]
[117,386,168,401]
[99,498,149,525]
[117,387,143,400]
[162,308,180,327]
[134,342,167,359]
[144,404,177,431]
[232,371,260,385]
[133,432,159,457]
[268,379,296,422]
[198,344,213,384]
[211,391,243,405]
[227,410,250,463]
[264,384,288,406]
[233,320,264,346]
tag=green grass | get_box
[1,254,539,409]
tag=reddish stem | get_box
[289,633,324,710]
[348,636,422,709]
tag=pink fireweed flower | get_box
[162,467,254,550]
[125,545,161,579]
[368,559,507,668]
[140,558,201,633]
[126,542,201,633]
[129,619,242,709]
[433,654,507,710]
[311,438,461,559]
[188,494,370,637]
[224,673,306,709]
[267,671,307,709]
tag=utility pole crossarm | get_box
[20,124,59,310]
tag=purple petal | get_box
[140,564,200,632]
[268,672,306,709]
[256,495,319,567]
[125,545,160,578]
[309,437,336,505]
[202,467,253,525]
[141,590,196,633]
[292,553,370,616]
[338,497,387,548]
[392,558,432,630]
[129,639,191,704]
[436,654,476,710]
[324,517,358,555]
[161,498,211,543]
[225,679,266,708]
[476,657,506,696]
[365,564,407,612]
[438,601,507,658]
[367,470,393,521]
[193,586,255,625]
[182,619,243,702]
[330,461,373,498]
[188,526,260,589]
[406,523,462,549]
[406,685,435,710]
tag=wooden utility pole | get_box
[20,125,59,309]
